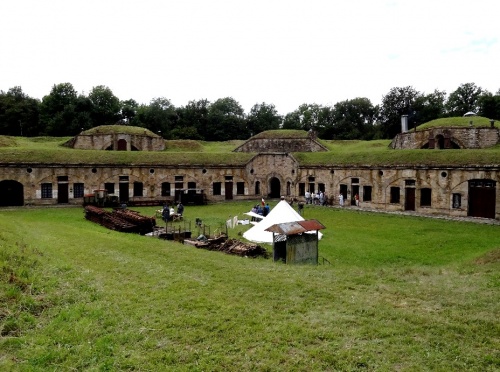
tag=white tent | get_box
[243,200,323,243]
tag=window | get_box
[105,183,115,194]
[119,176,129,182]
[318,183,325,192]
[73,183,84,198]
[363,186,372,202]
[452,193,461,209]
[57,176,68,182]
[236,182,245,195]
[133,182,143,197]
[188,181,196,189]
[351,178,359,184]
[161,182,171,196]
[298,183,305,197]
[390,187,400,204]
[175,176,183,190]
[41,183,53,198]
[225,176,233,181]
[213,182,222,196]
[420,188,431,207]
[405,179,416,186]
[255,181,260,195]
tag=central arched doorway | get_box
[269,177,281,198]
[0,180,24,206]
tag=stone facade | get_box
[64,131,165,151]
[1,128,499,220]
[390,126,500,149]
[1,155,498,220]
[234,137,328,153]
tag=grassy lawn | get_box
[1,202,499,371]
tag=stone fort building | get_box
[0,122,499,220]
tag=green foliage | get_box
[246,102,282,135]
[0,205,499,370]
[446,82,483,116]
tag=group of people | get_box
[300,190,360,207]
[161,202,184,222]
[304,190,328,206]
[250,202,271,219]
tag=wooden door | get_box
[405,188,415,211]
[468,180,496,218]
[225,182,233,200]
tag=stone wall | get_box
[234,138,328,153]
[69,133,165,151]
[390,127,500,149]
[2,154,499,220]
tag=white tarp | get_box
[243,200,323,244]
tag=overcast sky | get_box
[1,0,499,115]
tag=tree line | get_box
[1,82,499,140]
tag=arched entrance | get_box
[0,180,24,206]
[269,177,281,198]
[117,139,127,151]
[468,179,496,218]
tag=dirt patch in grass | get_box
[474,248,500,264]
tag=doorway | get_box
[468,179,496,218]
[405,188,415,211]
[269,177,281,198]
[225,182,233,200]
[119,183,129,202]
[58,183,69,204]
[0,180,24,206]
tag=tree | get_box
[379,86,422,138]
[478,92,500,121]
[246,102,282,136]
[207,97,246,141]
[331,98,377,140]
[282,104,322,132]
[413,89,447,124]
[88,85,121,127]
[136,97,178,137]
[120,99,139,125]
[0,87,41,136]
[445,82,483,116]
[39,83,80,136]
[175,99,210,140]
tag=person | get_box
[250,205,258,221]
[263,203,270,216]
[177,202,184,216]
[161,204,170,222]
[338,192,344,207]
[319,191,324,206]
[305,190,311,204]
[354,193,359,206]
[257,205,264,216]
[297,201,304,216]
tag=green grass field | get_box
[1,202,499,371]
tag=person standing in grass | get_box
[162,204,170,222]
[177,202,184,216]
[305,190,311,204]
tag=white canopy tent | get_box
[243,200,323,244]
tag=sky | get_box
[1,0,499,115]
